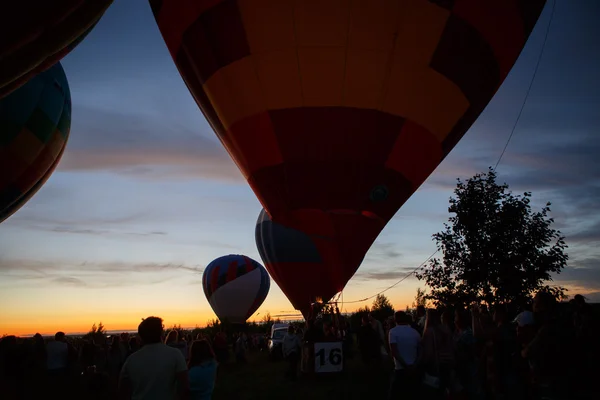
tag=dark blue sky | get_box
[0,0,599,334]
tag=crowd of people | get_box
[1,292,597,399]
[354,292,598,400]
[0,318,223,399]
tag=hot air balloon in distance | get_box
[0,62,71,223]
[152,0,547,313]
[202,254,270,324]
[0,0,113,98]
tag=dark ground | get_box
[0,349,392,400]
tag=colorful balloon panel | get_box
[202,254,270,324]
[256,208,358,314]
[0,0,113,98]
[0,62,71,223]
[151,0,547,310]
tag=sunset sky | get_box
[1,0,599,336]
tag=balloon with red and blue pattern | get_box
[202,254,270,324]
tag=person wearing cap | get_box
[510,310,535,399]
[513,311,536,346]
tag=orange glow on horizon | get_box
[1,295,413,337]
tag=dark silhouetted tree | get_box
[349,305,370,329]
[260,312,274,332]
[370,294,395,321]
[416,168,568,308]
[84,322,107,344]
[262,312,272,324]
[411,288,429,309]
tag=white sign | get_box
[314,342,343,373]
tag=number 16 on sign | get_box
[314,342,343,373]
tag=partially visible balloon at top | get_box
[150,0,548,311]
[0,0,114,98]
[0,63,71,223]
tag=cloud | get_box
[47,226,167,237]
[3,211,174,241]
[578,292,600,303]
[59,106,243,182]
[354,265,417,282]
[52,276,88,287]
[426,130,600,192]
[567,221,600,244]
[364,242,403,263]
[7,213,149,227]
[0,259,203,289]
[421,113,600,255]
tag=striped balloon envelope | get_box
[202,254,270,324]
[0,62,71,223]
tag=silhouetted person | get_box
[303,319,323,343]
[234,332,247,363]
[441,309,454,335]
[0,336,22,398]
[282,326,301,380]
[491,305,519,398]
[45,332,71,396]
[188,340,217,400]
[31,333,46,376]
[213,332,228,363]
[369,313,386,356]
[522,291,573,400]
[420,309,455,400]
[119,316,189,400]
[81,338,97,370]
[165,330,188,361]
[46,332,69,376]
[454,309,483,400]
[120,332,131,360]
[388,311,420,400]
[128,336,139,354]
[109,336,123,377]
[416,305,427,334]
[0,336,19,378]
[358,315,379,364]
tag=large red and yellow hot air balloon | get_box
[0,0,113,98]
[150,0,547,313]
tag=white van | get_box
[268,323,289,358]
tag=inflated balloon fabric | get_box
[0,63,71,223]
[202,254,270,324]
[152,0,547,310]
[0,1,113,97]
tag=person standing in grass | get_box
[388,311,421,400]
[282,326,302,380]
[188,340,218,400]
[119,316,189,400]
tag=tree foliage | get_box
[83,322,106,344]
[416,168,568,308]
[411,288,429,309]
[349,305,370,329]
[370,294,395,322]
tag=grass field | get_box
[213,351,392,400]
[1,348,393,399]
